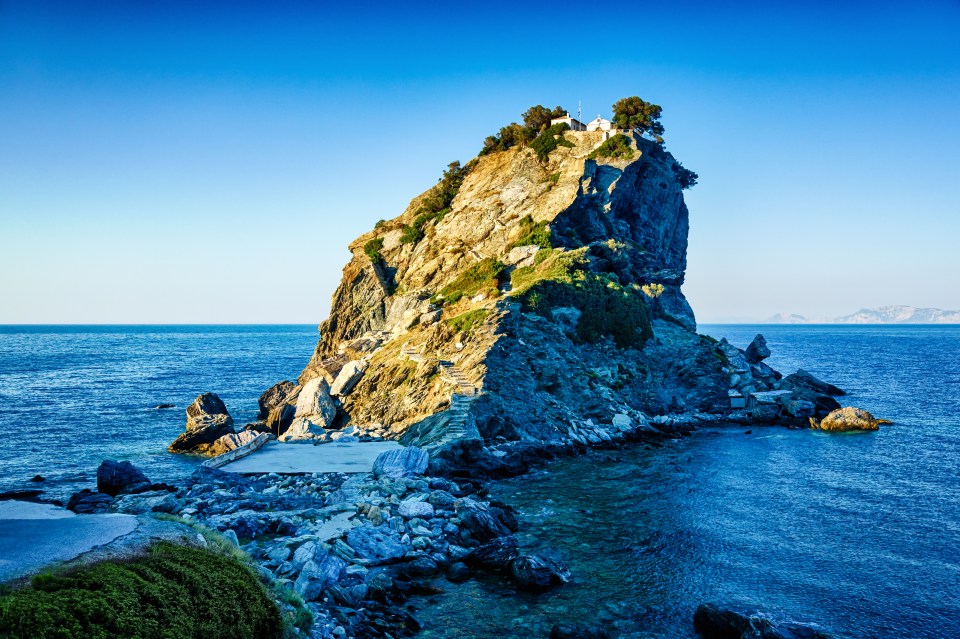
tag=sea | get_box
[1,324,958,637]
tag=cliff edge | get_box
[256,119,841,465]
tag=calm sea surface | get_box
[0,325,318,500]
[1,324,958,638]
[413,325,960,639]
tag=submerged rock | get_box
[550,623,612,639]
[510,553,571,590]
[693,603,831,639]
[96,460,150,496]
[810,406,891,432]
[168,392,235,455]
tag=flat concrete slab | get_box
[221,440,403,475]
[0,503,136,582]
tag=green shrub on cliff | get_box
[434,257,505,304]
[672,161,698,189]
[510,215,552,250]
[0,543,283,639]
[588,134,635,161]
[363,237,385,264]
[510,248,652,348]
[400,161,471,244]
[529,123,574,162]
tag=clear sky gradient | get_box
[2,1,958,324]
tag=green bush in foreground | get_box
[0,543,283,639]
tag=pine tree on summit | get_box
[612,96,665,143]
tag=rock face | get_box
[811,407,891,432]
[258,380,297,419]
[745,334,771,364]
[372,447,429,479]
[207,430,261,457]
[168,392,235,455]
[280,378,337,442]
[266,126,853,454]
[96,460,150,496]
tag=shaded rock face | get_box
[257,380,297,419]
[811,407,890,432]
[168,392,235,455]
[745,334,771,364]
[96,460,149,496]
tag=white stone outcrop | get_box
[330,359,369,397]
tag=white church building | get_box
[550,112,619,139]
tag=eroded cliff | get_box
[252,127,754,456]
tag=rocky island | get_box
[1,99,880,638]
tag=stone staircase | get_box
[399,348,481,447]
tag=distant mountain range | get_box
[768,306,960,324]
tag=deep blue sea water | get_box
[1,324,958,637]
[413,325,960,639]
[0,325,318,501]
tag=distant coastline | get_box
[765,305,960,325]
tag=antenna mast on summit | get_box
[578,100,582,124]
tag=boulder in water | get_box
[510,553,571,590]
[810,406,891,432]
[168,392,235,455]
[745,334,771,364]
[96,460,150,496]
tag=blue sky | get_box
[1,1,958,323]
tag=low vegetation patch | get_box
[444,308,491,333]
[0,543,284,639]
[510,215,552,250]
[363,237,385,264]
[529,123,574,162]
[588,133,635,161]
[434,257,505,305]
[510,248,652,349]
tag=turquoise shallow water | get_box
[0,325,318,501]
[413,325,960,638]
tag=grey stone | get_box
[330,359,369,397]
[346,524,407,565]
[745,334,771,364]
[372,446,429,479]
[168,392,235,453]
[398,499,434,519]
